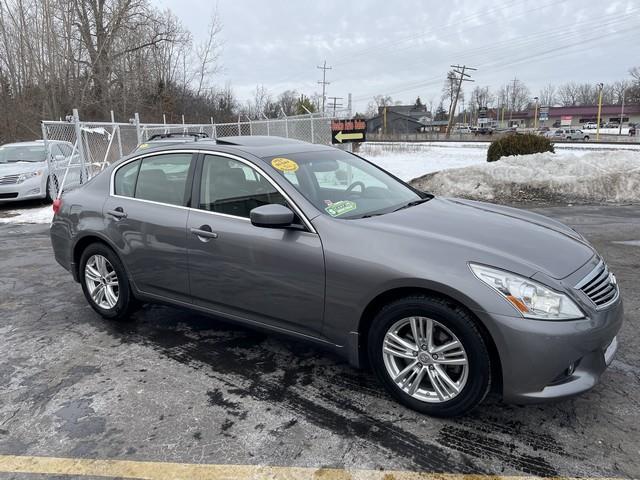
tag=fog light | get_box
[26,188,40,195]
[566,362,576,376]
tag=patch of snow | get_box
[0,204,53,224]
[360,141,640,183]
[410,149,640,204]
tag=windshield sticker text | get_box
[325,200,357,217]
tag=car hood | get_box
[0,161,47,175]
[361,197,594,280]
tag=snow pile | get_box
[410,150,640,203]
[361,142,486,181]
[0,205,53,224]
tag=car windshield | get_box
[264,150,427,219]
[0,145,46,163]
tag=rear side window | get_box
[135,154,192,206]
[114,160,140,197]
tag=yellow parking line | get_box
[0,454,625,480]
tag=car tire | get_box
[44,176,54,203]
[79,243,137,321]
[368,295,491,417]
[584,136,589,141]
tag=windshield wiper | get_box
[393,197,431,212]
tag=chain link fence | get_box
[42,110,332,198]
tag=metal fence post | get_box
[134,113,142,144]
[310,116,315,143]
[41,121,55,198]
[111,110,123,158]
[72,109,88,183]
[237,116,241,135]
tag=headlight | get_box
[470,263,584,320]
[17,170,42,183]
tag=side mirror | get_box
[250,204,294,228]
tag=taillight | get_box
[52,198,62,215]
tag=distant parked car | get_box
[0,140,80,203]
[453,126,472,134]
[604,122,619,129]
[629,125,637,136]
[474,127,494,136]
[582,122,597,130]
[552,128,590,141]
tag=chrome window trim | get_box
[109,149,317,234]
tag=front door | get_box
[186,153,325,337]
[104,152,195,303]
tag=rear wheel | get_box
[79,243,137,321]
[368,295,491,417]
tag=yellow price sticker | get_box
[271,157,299,172]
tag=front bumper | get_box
[0,176,46,202]
[476,298,623,404]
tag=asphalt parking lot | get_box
[0,204,638,479]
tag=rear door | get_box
[186,152,325,337]
[104,152,195,303]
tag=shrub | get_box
[487,133,554,162]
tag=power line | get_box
[317,60,332,113]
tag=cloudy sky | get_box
[154,0,638,113]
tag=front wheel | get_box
[79,243,137,321]
[368,295,491,417]
[583,136,590,141]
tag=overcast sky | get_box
[154,0,638,113]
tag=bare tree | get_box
[538,84,556,106]
[558,82,579,106]
[194,7,222,97]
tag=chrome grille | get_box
[0,174,20,185]
[575,261,619,309]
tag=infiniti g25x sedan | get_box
[50,136,622,416]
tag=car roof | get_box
[129,136,335,160]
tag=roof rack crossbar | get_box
[147,132,209,141]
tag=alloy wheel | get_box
[84,254,119,310]
[382,316,469,403]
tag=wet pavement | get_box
[0,204,638,478]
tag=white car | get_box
[552,128,590,141]
[0,140,80,203]
[582,122,598,130]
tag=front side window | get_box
[265,150,423,219]
[199,155,286,218]
[134,154,192,206]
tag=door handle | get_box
[190,226,218,241]
[107,208,127,219]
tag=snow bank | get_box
[0,205,53,224]
[410,150,640,203]
[361,143,486,181]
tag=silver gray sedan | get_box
[50,136,622,417]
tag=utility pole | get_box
[596,82,604,141]
[533,96,539,129]
[619,88,626,136]
[327,96,343,117]
[317,60,332,113]
[509,77,518,126]
[446,64,476,138]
